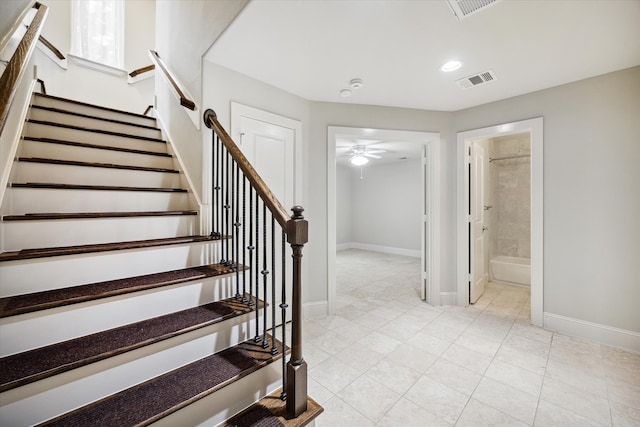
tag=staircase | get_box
[0,93,321,426]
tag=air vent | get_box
[456,70,497,89]
[445,0,501,20]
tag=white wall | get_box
[342,160,422,252]
[154,1,247,202]
[0,0,31,48]
[336,165,352,246]
[455,66,640,333]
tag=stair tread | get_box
[3,210,197,221]
[10,182,187,192]
[17,157,179,173]
[222,390,324,427]
[0,296,263,392]
[0,235,218,262]
[0,264,241,318]
[31,104,161,131]
[27,119,166,143]
[33,92,157,122]
[23,136,172,157]
[38,337,284,426]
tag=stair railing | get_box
[204,109,308,417]
[0,1,48,133]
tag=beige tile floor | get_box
[305,249,640,426]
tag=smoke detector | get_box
[456,70,497,89]
[445,0,501,20]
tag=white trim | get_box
[440,292,458,306]
[544,312,640,354]
[68,54,127,77]
[154,112,205,233]
[36,42,68,70]
[304,301,328,319]
[328,126,441,315]
[337,243,420,258]
[456,117,544,326]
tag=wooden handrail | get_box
[38,34,64,60]
[204,109,290,229]
[129,64,154,78]
[0,2,48,131]
[148,50,195,111]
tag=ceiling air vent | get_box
[445,0,501,20]
[456,70,497,89]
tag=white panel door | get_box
[238,117,295,211]
[470,141,488,303]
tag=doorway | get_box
[327,126,440,314]
[456,118,543,327]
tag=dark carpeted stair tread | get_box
[222,390,324,427]
[22,136,172,157]
[0,296,262,392]
[31,104,161,131]
[17,157,179,173]
[38,338,285,426]
[9,182,187,193]
[0,264,244,318]
[0,235,219,262]
[3,210,197,221]
[27,119,165,143]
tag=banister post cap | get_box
[291,206,304,219]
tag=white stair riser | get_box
[21,140,174,169]
[0,276,244,356]
[153,364,282,427]
[24,122,167,153]
[3,188,190,215]
[13,162,182,189]
[32,95,156,128]
[3,215,198,251]
[0,241,221,296]
[29,108,162,140]
[0,316,265,427]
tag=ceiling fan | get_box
[337,143,386,166]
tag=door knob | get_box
[482,226,489,232]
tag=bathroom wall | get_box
[489,134,531,259]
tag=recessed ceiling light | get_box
[440,60,463,72]
[350,78,364,89]
[340,89,352,97]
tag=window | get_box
[70,0,124,69]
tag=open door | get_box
[470,141,489,303]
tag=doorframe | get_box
[456,117,544,327]
[230,102,303,206]
[327,126,441,314]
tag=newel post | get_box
[286,206,308,417]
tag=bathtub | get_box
[490,256,531,286]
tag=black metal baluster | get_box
[220,149,228,265]
[224,151,231,266]
[248,187,255,307]
[211,133,220,238]
[280,230,288,401]
[262,203,269,349]
[242,175,247,303]
[254,198,261,343]
[233,162,241,299]
[270,216,278,355]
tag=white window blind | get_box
[70,0,124,69]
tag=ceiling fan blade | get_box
[366,149,386,154]
[365,153,381,159]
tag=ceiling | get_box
[206,0,640,112]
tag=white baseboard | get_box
[303,301,328,318]
[440,292,457,306]
[337,242,420,258]
[544,312,640,354]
